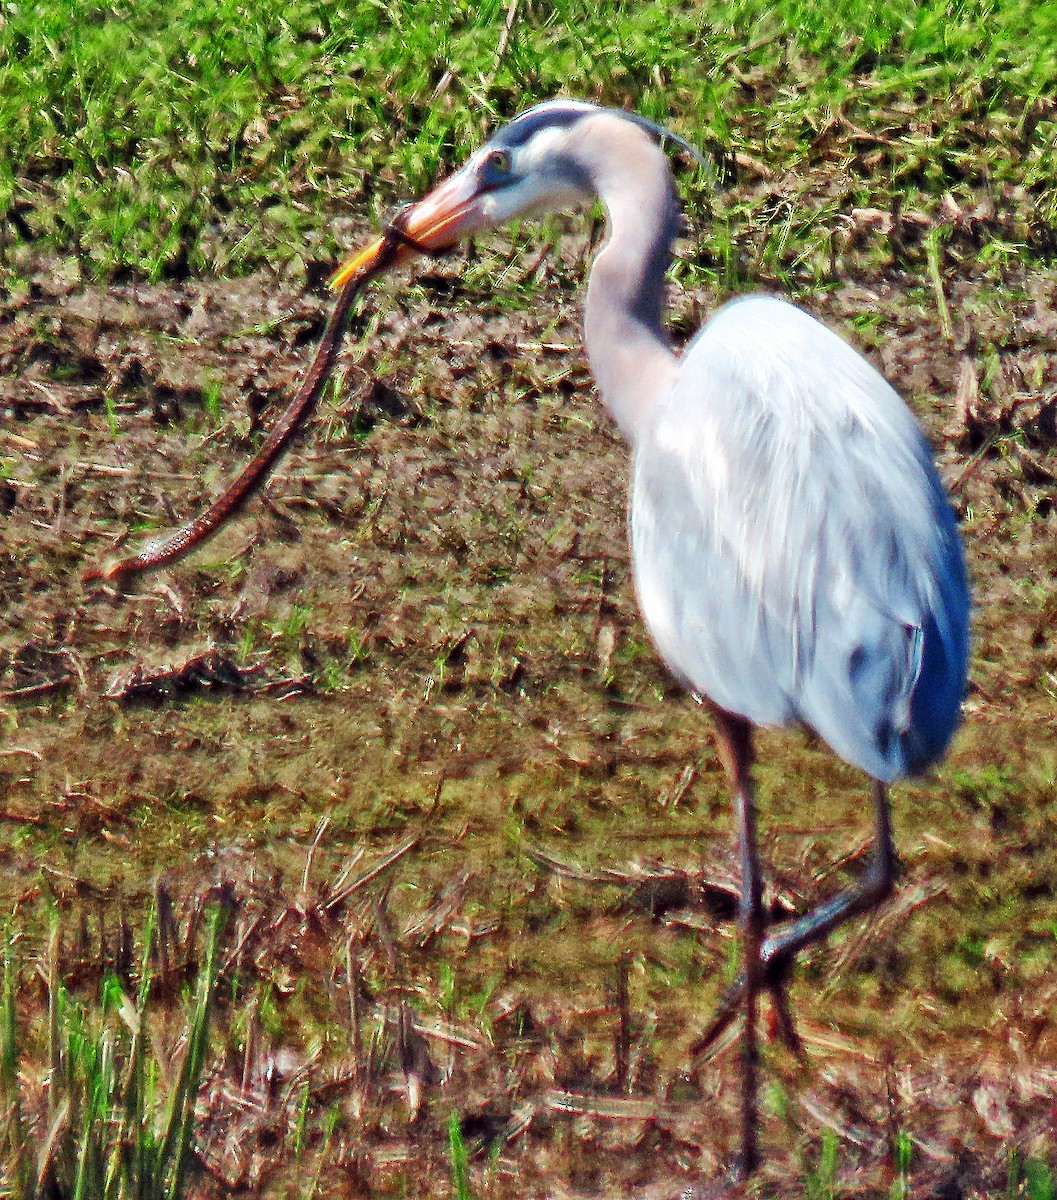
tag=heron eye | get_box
[486,148,512,175]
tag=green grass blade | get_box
[1,929,33,1200]
[447,1110,473,1200]
[155,903,225,1198]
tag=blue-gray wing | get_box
[631,296,969,782]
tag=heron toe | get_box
[694,947,805,1061]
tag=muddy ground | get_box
[2,226,1057,1194]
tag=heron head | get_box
[330,99,691,289]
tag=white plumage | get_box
[633,294,968,781]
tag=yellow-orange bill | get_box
[328,235,390,292]
[329,172,484,293]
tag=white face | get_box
[475,126,594,222]
[393,113,597,253]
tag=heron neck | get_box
[583,156,680,445]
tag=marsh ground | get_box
[3,237,1057,1196]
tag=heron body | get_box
[332,99,971,1176]
[633,294,968,782]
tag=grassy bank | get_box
[1,0,1055,282]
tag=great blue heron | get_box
[331,99,971,1175]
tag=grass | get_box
[0,0,1055,283]
[447,1111,473,1200]
[1,906,225,1200]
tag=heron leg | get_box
[696,779,898,1057]
[710,708,764,1178]
[761,779,898,973]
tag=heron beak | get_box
[327,235,395,291]
[329,168,486,292]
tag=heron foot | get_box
[693,949,804,1060]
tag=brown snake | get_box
[81,223,419,585]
